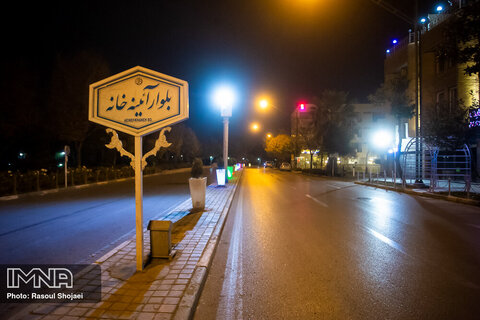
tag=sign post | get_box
[134,136,143,270]
[89,66,189,271]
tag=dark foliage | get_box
[191,158,204,178]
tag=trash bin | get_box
[147,220,172,258]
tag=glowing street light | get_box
[257,97,280,112]
[213,85,236,117]
[259,99,269,110]
[212,84,237,184]
[372,129,398,182]
[372,129,393,149]
[250,122,260,132]
[266,133,272,139]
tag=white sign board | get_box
[89,66,189,137]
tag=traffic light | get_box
[297,103,306,112]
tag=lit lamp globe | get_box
[213,85,236,117]
[372,130,393,149]
[259,99,268,110]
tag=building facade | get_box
[384,4,480,173]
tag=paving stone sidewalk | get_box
[12,171,242,320]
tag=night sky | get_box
[2,0,438,149]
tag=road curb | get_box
[355,181,480,206]
[174,171,243,320]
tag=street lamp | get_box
[259,99,269,110]
[212,85,237,183]
[372,130,393,149]
[257,97,282,113]
[372,129,396,182]
[250,122,260,132]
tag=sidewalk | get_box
[355,178,480,206]
[11,171,242,320]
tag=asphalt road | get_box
[0,171,194,265]
[195,168,480,319]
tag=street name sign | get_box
[89,66,189,136]
[88,66,189,271]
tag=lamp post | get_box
[213,85,236,184]
[64,145,70,188]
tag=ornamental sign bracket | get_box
[89,66,189,271]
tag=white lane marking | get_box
[305,194,329,207]
[218,185,244,319]
[365,227,407,255]
[327,184,341,189]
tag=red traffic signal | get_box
[297,103,306,112]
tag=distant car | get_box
[280,162,291,171]
[264,161,274,168]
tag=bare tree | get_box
[313,90,356,173]
[48,50,110,167]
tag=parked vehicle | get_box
[280,162,291,171]
[264,161,274,168]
